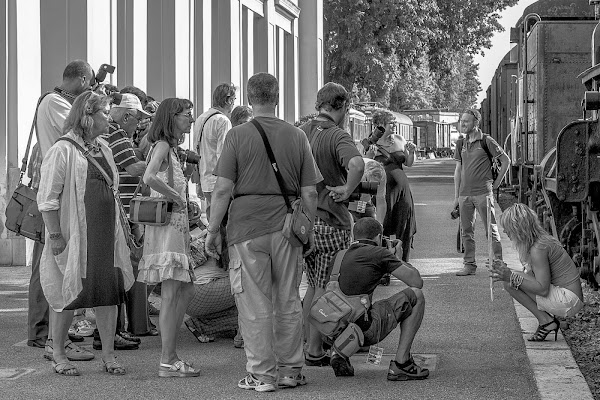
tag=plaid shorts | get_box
[305,216,351,289]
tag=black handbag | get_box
[5,93,51,243]
[129,144,175,226]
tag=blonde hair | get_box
[499,203,558,264]
[363,159,384,182]
[63,91,111,138]
[371,109,394,127]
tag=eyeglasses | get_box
[176,112,195,121]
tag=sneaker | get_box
[238,374,276,392]
[93,333,139,351]
[330,353,354,377]
[305,353,330,367]
[72,320,96,337]
[278,373,307,388]
[118,331,141,344]
[456,264,476,276]
[44,339,95,361]
[387,358,429,381]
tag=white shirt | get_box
[37,93,71,156]
[193,108,232,193]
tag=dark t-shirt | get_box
[300,119,361,230]
[338,241,403,298]
[453,130,505,196]
[214,116,323,245]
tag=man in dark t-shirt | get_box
[330,217,429,381]
[299,82,365,366]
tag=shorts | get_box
[536,285,583,318]
[363,288,417,346]
[304,216,351,289]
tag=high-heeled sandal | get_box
[528,317,559,342]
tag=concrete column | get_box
[284,24,298,123]
[194,0,212,112]
[1,0,26,266]
[242,6,254,101]
[39,0,87,92]
[147,0,176,100]
[117,0,134,88]
[298,0,323,117]
[277,27,285,119]
[254,1,275,74]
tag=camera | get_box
[177,147,201,165]
[94,64,115,85]
[450,204,460,220]
[349,181,378,202]
[360,126,386,154]
[382,235,400,249]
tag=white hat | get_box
[113,93,152,118]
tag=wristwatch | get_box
[49,232,62,240]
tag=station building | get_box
[0,0,324,266]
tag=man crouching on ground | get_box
[331,217,428,381]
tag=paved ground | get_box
[0,158,592,399]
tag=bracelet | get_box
[49,232,62,240]
[207,225,220,234]
[510,271,524,290]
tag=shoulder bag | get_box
[308,248,371,338]
[250,119,312,247]
[128,143,174,226]
[56,138,139,250]
[5,92,52,243]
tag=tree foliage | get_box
[323,0,518,111]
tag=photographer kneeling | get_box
[330,217,428,381]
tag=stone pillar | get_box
[284,22,299,123]
[39,0,87,92]
[147,0,176,100]
[0,0,26,266]
[117,0,135,88]
[254,1,275,75]
[298,0,323,117]
[194,0,212,112]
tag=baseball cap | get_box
[113,93,152,118]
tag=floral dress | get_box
[137,148,193,283]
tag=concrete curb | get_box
[499,227,594,400]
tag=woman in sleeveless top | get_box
[491,203,583,341]
[370,110,417,262]
[38,92,134,376]
[136,98,199,377]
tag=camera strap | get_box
[195,110,221,153]
[53,87,78,103]
[250,119,295,213]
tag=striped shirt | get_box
[102,123,141,214]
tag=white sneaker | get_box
[238,374,276,392]
[73,320,96,337]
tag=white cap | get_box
[113,93,152,118]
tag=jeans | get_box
[28,240,49,341]
[229,231,304,384]
[459,193,502,266]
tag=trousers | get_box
[459,192,502,265]
[230,230,304,384]
[28,240,49,341]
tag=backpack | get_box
[308,249,371,338]
[456,133,500,180]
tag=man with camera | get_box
[193,83,237,219]
[91,92,158,349]
[27,60,96,361]
[329,217,428,381]
[299,82,365,367]
[453,109,510,276]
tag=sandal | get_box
[102,358,126,375]
[184,320,215,343]
[528,317,560,342]
[158,360,200,378]
[52,361,80,376]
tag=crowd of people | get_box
[24,59,584,391]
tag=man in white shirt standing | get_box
[28,60,96,363]
[193,83,236,219]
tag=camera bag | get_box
[129,144,174,226]
[309,249,371,338]
[5,93,52,243]
[251,119,312,247]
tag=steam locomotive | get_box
[480,0,600,287]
